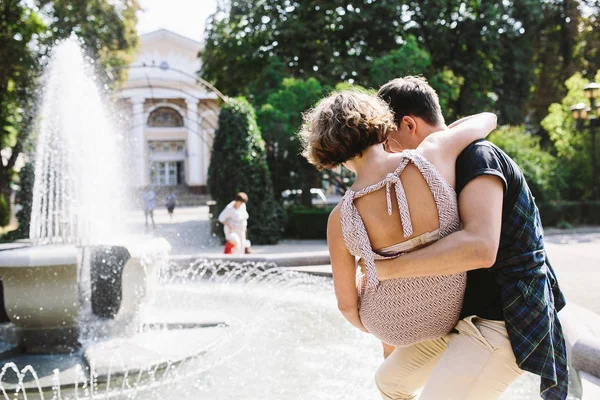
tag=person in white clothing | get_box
[218,192,250,254]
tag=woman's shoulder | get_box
[329,203,342,220]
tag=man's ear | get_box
[401,116,418,135]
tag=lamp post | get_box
[570,82,600,200]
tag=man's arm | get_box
[376,175,504,279]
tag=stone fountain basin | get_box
[0,237,171,353]
[0,245,80,329]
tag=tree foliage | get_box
[0,0,139,227]
[0,194,9,228]
[201,0,407,100]
[256,78,326,203]
[37,0,140,80]
[488,126,566,202]
[541,70,600,200]
[202,0,551,124]
[208,97,285,244]
[14,162,35,238]
[0,1,45,205]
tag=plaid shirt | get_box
[492,183,567,400]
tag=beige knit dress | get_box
[341,150,466,347]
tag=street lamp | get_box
[571,83,600,200]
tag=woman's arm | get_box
[327,206,368,333]
[447,113,482,129]
[217,208,230,229]
[416,112,497,184]
[418,112,497,161]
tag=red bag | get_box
[224,241,235,254]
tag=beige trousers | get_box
[375,316,523,400]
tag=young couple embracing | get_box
[300,77,567,400]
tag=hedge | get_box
[284,207,331,239]
[538,201,600,227]
[281,201,600,241]
[207,97,285,245]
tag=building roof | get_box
[139,29,203,52]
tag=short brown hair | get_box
[234,192,248,203]
[299,91,396,170]
[377,76,444,126]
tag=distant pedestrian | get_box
[166,191,176,219]
[142,186,156,230]
[218,192,251,255]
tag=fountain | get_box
[0,38,187,393]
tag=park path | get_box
[129,206,600,314]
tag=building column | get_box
[131,97,147,187]
[198,110,212,186]
[185,97,202,186]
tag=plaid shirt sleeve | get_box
[493,188,568,400]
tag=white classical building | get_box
[119,29,220,194]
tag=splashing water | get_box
[0,261,571,399]
[30,38,127,245]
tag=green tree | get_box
[529,0,582,130]
[37,0,140,81]
[0,1,45,216]
[401,0,545,123]
[202,0,547,125]
[369,36,432,87]
[541,71,600,199]
[0,194,9,228]
[369,35,463,120]
[257,78,326,204]
[208,97,284,244]
[488,126,566,202]
[201,0,405,97]
[0,0,139,235]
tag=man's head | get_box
[377,76,446,151]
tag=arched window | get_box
[147,107,184,128]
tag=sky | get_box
[137,0,218,43]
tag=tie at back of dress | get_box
[340,150,458,287]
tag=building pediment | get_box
[128,29,203,84]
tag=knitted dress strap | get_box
[341,156,414,287]
[400,150,456,229]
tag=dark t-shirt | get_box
[455,140,523,320]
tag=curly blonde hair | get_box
[299,90,396,170]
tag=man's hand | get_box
[374,175,504,279]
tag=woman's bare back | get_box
[354,162,439,251]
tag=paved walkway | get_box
[126,205,327,256]
[130,206,600,314]
[289,233,600,315]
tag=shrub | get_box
[537,201,600,226]
[207,97,285,245]
[0,194,9,228]
[15,162,34,238]
[489,126,566,202]
[285,207,331,239]
[556,220,573,230]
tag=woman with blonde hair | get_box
[299,90,496,369]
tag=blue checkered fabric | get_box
[493,183,568,400]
